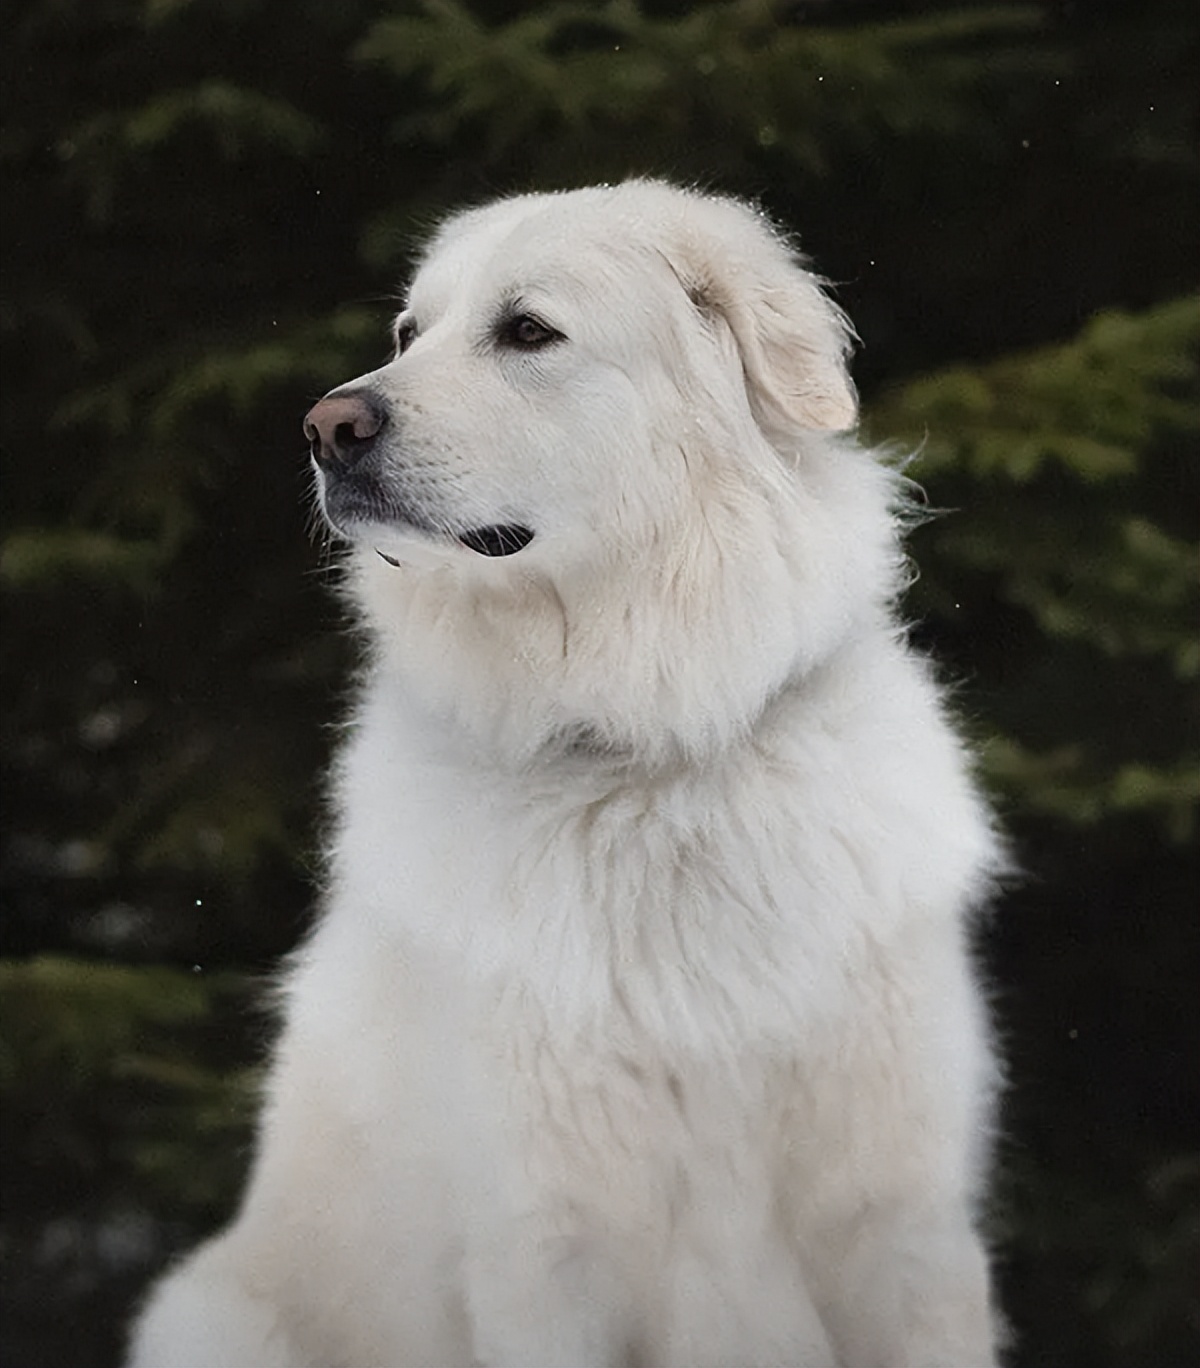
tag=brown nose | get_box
[304,391,387,469]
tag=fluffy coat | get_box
[128,180,1002,1368]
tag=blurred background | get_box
[1,1,1196,1364]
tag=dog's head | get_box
[307,182,896,761]
[308,181,857,567]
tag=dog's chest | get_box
[335,726,877,1058]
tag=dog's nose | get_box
[304,391,387,470]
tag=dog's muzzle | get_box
[304,391,534,558]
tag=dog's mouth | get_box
[375,524,535,567]
[458,525,535,557]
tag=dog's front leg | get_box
[816,1201,1000,1368]
[125,1238,307,1368]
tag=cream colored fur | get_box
[128,181,1002,1368]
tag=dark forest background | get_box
[1,1,1197,1364]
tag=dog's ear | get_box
[665,195,858,433]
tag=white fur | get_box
[128,181,1002,1367]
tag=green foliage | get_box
[0,956,256,1210]
[984,741,1200,841]
[869,298,1199,840]
[1000,1153,1200,1365]
[41,306,381,555]
[354,0,1050,251]
[872,299,1199,484]
[0,530,164,595]
[67,82,324,219]
[359,1,1046,155]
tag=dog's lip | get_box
[371,525,535,567]
[318,469,534,561]
[457,525,536,557]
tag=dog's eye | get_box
[499,313,564,352]
[393,318,417,357]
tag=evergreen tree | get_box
[2,2,1196,1363]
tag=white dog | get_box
[128,180,1003,1367]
